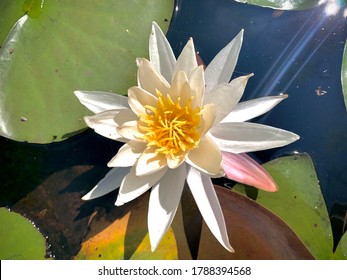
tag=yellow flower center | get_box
[138,90,201,159]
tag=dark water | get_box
[166,0,347,213]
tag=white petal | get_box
[172,38,198,78]
[113,109,138,125]
[108,141,147,167]
[167,154,186,169]
[136,147,168,176]
[203,74,253,124]
[84,109,136,141]
[149,21,176,82]
[115,166,167,206]
[210,122,300,153]
[186,167,233,252]
[186,135,223,176]
[221,94,288,123]
[74,91,129,114]
[170,70,189,102]
[128,86,158,116]
[136,58,170,95]
[188,65,204,107]
[82,167,130,200]
[148,164,187,251]
[116,120,143,140]
[204,29,243,93]
[199,103,216,137]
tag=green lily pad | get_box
[0,0,24,45]
[332,231,347,259]
[235,0,320,10]
[0,207,47,259]
[342,40,347,111]
[0,0,173,143]
[233,154,333,259]
[22,0,45,18]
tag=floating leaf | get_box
[0,0,24,45]
[0,207,47,259]
[235,0,321,10]
[197,186,314,259]
[198,187,313,260]
[342,40,347,111]
[233,154,333,259]
[332,231,347,259]
[0,0,173,143]
[22,0,45,18]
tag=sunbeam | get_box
[252,1,346,97]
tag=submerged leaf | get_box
[233,154,333,259]
[75,191,191,260]
[0,0,173,143]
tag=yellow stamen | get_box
[138,90,201,160]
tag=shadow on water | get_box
[0,130,123,259]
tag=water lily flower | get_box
[75,22,299,252]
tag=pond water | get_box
[166,0,347,212]
[0,0,346,259]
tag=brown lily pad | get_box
[197,186,314,259]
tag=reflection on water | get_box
[167,0,347,213]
